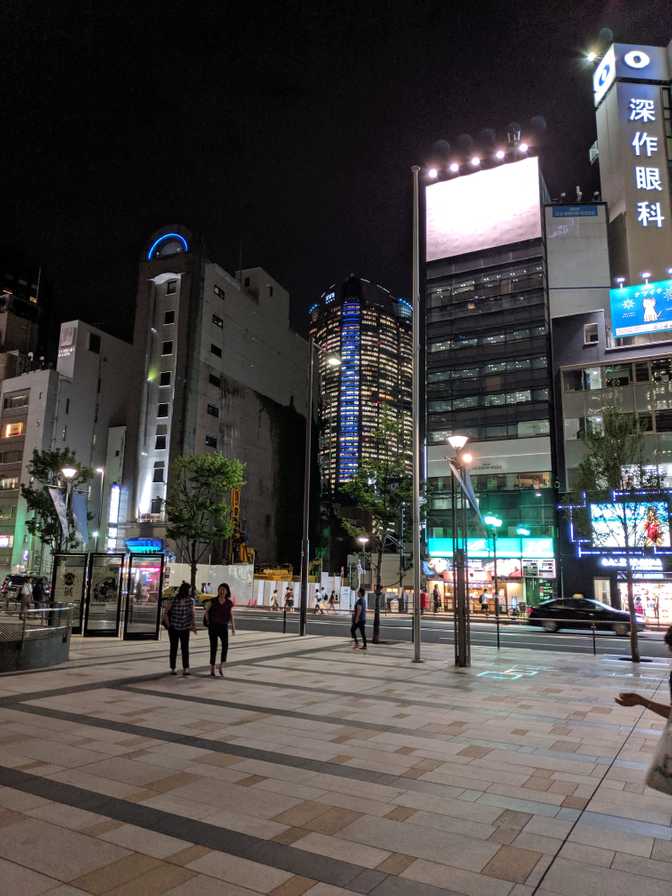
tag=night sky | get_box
[2,1,671,344]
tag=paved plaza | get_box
[0,631,671,896]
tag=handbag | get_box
[645,715,672,795]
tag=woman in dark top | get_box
[616,626,672,716]
[204,582,236,677]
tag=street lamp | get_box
[60,466,78,548]
[516,526,530,609]
[484,514,503,613]
[356,536,369,590]
[95,468,105,552]
[300,339,340,636]
[447,435,472,667]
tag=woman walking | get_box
[204,583,236,677]
[163,582,195,676]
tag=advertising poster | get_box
[610,278,672,338]
[590,501,671,548]
[53,556,86,605]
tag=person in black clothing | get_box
[616,626,672,717]
[204,582,236,677]
[351,586,367,651]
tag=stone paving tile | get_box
[186,849,294,892]
[481,845,544,883]
[0,855,61,896]
[72,853,161,894]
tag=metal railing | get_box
[0,606,72,643]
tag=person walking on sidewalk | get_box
[163,582,195,676]
[270,588,279,611]
[432,585,441,614]
[204,582,236,677]
[351,586,367,651]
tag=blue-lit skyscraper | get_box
[309,275,412,495]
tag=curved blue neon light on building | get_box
[146,232,189,261]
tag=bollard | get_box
[591,623,597,656]
[495,598,501,650]
[283,607,287,634]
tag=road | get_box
[235,608,670,658]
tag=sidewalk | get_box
[0,631,670,895]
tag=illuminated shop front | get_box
[426,536,556,612]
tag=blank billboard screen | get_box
[425,156,542,262]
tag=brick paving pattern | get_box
[0,630,669,894]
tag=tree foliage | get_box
[337,411,411,592]
[165,453,245,590]
[21,448,93,552]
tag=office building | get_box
[424,150,557,609]
[308,274,412,495]
[125,227,308,567]
[0,320,132,575]
[552,40,672,620]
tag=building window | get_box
[3,394,27,410]
[0,478,18,490]
[157,403,169,417]
[0,534,14,549]
[155,435,167,449]
[159,371,171,386]
[164,310,175,325]
[161,341,173,355]
[209,373,221,388]
[207,404,219,417]
[205,435,217,448]
[244,277,250,287]
[65,397,70,414]
[166,280,177,295]
[150,497,163,514]
[268,285,274,297]
[0,452,22,464]
[212,313,223,329]
[210,344,222,358]
[153,461,165,483]
[214,284,225,299]
[88,333,101,354]
[583,322,599,345]
[2,422,24,438]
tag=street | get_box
[235,608,671,658]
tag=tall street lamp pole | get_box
[61,466,78,548]
[300,340,340,637]
[411,164,423,663]
[95,467,105,553]
[448,436,471,667]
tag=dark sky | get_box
[2,1,671,343]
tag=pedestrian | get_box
[616,626,672,794]
[432,585,441,614]
[19,576,33,621]
[510,595,519,617]
[351,586,368,650]
[479,590,490,616]
[420,588,428,615]
[204,582,236,677]
[313,589,325,615]
[32,576,48,624]
[162,582,195,676]
[400,589,407,613]
[284,586,294,611]
[328,589,337,611]
[270,588,279,610]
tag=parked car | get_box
[528,597,645,635]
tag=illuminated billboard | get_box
[425,156,542,263]
[590,501,670,548]
[610,278,672,338]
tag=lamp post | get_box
[60,466,78,548]
[95,467,105,553]
[516,526,530,609]
[448,435,471,667]
[484,514,503,609]
[356,535,369,591]
[300,340,340,636]
[411,165,423,662]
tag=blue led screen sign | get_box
[590,501,670,549]
[610,278,672,338]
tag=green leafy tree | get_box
[165,453,246,593]
[21,449,93,554]
[337,411,411,643]
[570,408,662,663]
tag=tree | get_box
[165,453,245,593]
[570,408,662,663]
[337,412,412,643]
[21,448,93,555]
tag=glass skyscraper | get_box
[309,275,412,495]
